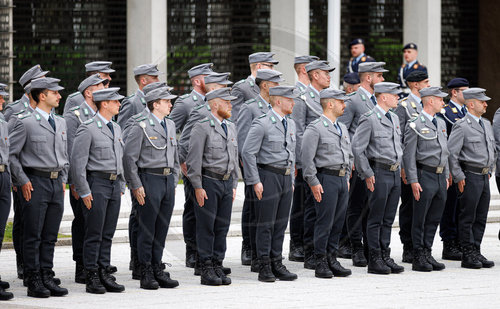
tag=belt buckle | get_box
[436,166,444,174]
[223,173,230,181]
[109,174,117,181]
[339,169,346,177]
[50,171,58,179]
[285,168,291,176]
[163,168,171,176]
[0,165,4,172]
[389,164,399,172]
[481,167,489,175]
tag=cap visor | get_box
[100,68,115,73]
[161,94,178,100]
[48,86,64,91]
[111,94,125,100]
[218,80,233,85]
[269,60,279,65]
[480,94,491,101]
[223,95,238,101]
[0,91,8,96]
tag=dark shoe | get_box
[314,255,333,278]
[461,245,482,269]
[328,253,352,277]
[424,248,445,271]
[140,263,159,290]
[200,260,222,286]
[16,258,23,280]
[98,268,125,292]
[442,240,462,261]
[186,250,196,268]
[26,271,50,298]
[86,269,106,294]
[241,242,252,266]
[107,265,117,274]
[214,261,231,285]
[382,248,404,273]
[0,276,9,290]
[41,269,68,297]
[250,258,260,273]
[75,263,86,284]
[271,259,297,281]
[367,249,391,275]
[258,256,276,282]
[352,246,368,267]
[337,243,352,259]
[0,287,13,300]
[153,264,179,288]
[194,255,202,276]
[289,241,305,262]
[303,252,316,270]
[412,248,432,272]
[473,246,495,268]
[402,243,413,263]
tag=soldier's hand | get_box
[401,168,407,185]
[365,176,375,192]
[411,182,423,201]
[82,194,93,210]
[294,165,298,178]
[310,184,324,202]
[254,182,263,200]
[347,180,350,192]
[12,185,17,192]
[446,178,450,189]
[232,188,236,202]
[458,179,465,193]
[133,186,146,206]
[180,162,188,177]
[195,188,208,207]
[21,181,34,201]
[70,184,80,200]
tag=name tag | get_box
[421,129,430,134]
[149,136,158,140]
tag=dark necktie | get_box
[334,122,342,135]
[221,122,228,136]
[48,115,56,131]
[106,122,114,137]
[461,106,467,115]
[370,96,377,106]
[385,112,392,123]
[282,118,287,134]
[479,119,485,131]
[161,120,168,135]
[432,118,437,128]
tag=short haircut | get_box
[358,72,372,82]
[294,63,305,74]
[307,71,315,82]
[134,75,144,85]
[147,99,159,111]
[30,88,47,104]
[320,98,331,110]
[94,100,104,110]
[269,95,278,107]
[255,78,263,88]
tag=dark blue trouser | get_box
[0,172,11,252]
[346,172,369,246]
[82,175,121,270]
[366,168,401,251]
[439,183,460,242]
[23,174,64,272]
[12,186,24,264]
[398,181,413,246]
[137,173,175,264]
[411,169,447,249]
[194,176,233,262]
[458,172,490,248]
[255,169,293,259]
[302,185,315,252]
[313,173,349,255]
[128,191,139,258]
[182,175,197,254]
[290,169,306,247]
[70,192,84,263]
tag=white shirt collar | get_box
[151,113,164,124]
[310,85,321,96]
[271,108,284,122]
[193,90,205,101]
[409,93,422,105]
[210,113,226,126]
[421,110,435,123]
[96,112,110,124]
[468,113,481,123]
[35,107,50,121]
[406,60,417,67]
[83,102,97,116]
[359,86,373,98]
[449,100,463,110]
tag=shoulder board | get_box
[69,106,80,111]
[13,110,25,116]
[10,100,21,106]
[363,110,374,117]
[234,79,245,86]
[18,112,31,119]
[413,64,419,69]
[125,94,135,99]
[400,97,408,102]
[258,114,267,119]
[199,117,209,123]
[83,119,94,125]
[68,92,80,98]
[443,104,449,108]
[179,94,189,99]
[135,116,147,122]
[311,119,320,125]
[131,113,143,119]
[409,116,418,122]
[194,104,205,111]
[244,98,256,104]
[346,91,356,97]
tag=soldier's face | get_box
[44,90,61,107]
[384,93,399,109]
[315,70,330,89]
[416,79,430,90]
[332,99,345,117]
[432,97,445,114]
[468,99,487,116]
[454,87,468,104]
[107,100,121,116]
[99,72,112,83]
[350,44,364,57]
[155,99,172,117]
[216,99,232,119]
[206,83,224,92]
[0,95,4,110]
[371,73,384,86]
[280,97,295,115]
[144,75,160,85]
[403,49,418,63]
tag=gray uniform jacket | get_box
[3,95,32,121]
[71,115,125,196]
[123,111,180,190]
[403,115,449,184]
[351,108,403,179]
[492,108,500,176]
[186,113,238,189]
[63,91,85,114]
[8,111,69,185]
[118,90,146,129]
[241,110,296,185]
[169,90,205,133]
[237,95,269,155]
[230,76,260,123]
[394,94,422,143]
[338,87,375,140]
[301,115,353,187]
[292,85,323,168]
[295,81,308,94]
[448,113,496,182]
[178,103,212,163]
[0,117,9,167]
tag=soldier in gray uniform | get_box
[9,77,69,297]
[124,87,180,290]
[177,72,231,270]
[301,88,353,279]
[402,87,449,272]
[71,87,126,294]
[292,60,335,269]
[351,82,404,275]
[186,88,238,286]
[294,55,319,93]
[63,61,113,114]
[394,70,430,263]
[237,69,283,267]
[64,74,107,283]
[242,85,299,283]
[231,52,279,122]
[448,88,495,269]
[170,63,214,133]
[338,61,387,267]
[0,86,14,300]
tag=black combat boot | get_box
[41,269,68,297]
[473,245,494,268]
[98,267,125,292]
[412,248,432,272]
[214,260,231,285]
[0,275,9,290]
[0,287,13,300]
[424,248,445,271]
[200,259,222,286]
[461,245,482,269]
[153,264,179,288]
[289,240,305,262]
[351,243,368,267]
[86,269,106,294]
[241,241,252,266]
[442,240,462,261]
[328,252,352,277]
[271,259,297,281]
[382,248,404,273]
[315,254,333,278]
[337,242,352,259]
[258,256,275,282]
[26,271,50,298]
[402,243,413,263]
[140,263,159,290]
[75,262,86,284]
[303,248,316,270]
[367,249,391,275]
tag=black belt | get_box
[417,163,445,174]
[258,164,291,176]
[24,167,60,179]
[461,163,490,175]
[139,167,172,176]
[317,167,346,177]
[202,168,231,181]
[0,164,5,173]
[88,171,119,181]
[369,160,399,172]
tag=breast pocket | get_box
[208,136,224,159]
[268,136,283,152]
[466,136,483,152]
[321,137,336,152]
[95,142,112,160]
[30,135,47,154]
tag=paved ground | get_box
[1,223,500,308]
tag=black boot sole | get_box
[0,292,14,300]
[315,272,333,279]
[442,254,462,261]
[412,266,432,272]
[86,287,106,294]
[332,270,352,277]
[140,284,159,290]
[367,268,391,275]
[48,289,68,297]
[352,260,368,267]
[258,276,276,282]
[201,279,222,286]
[27,290,50,298]
[461,262,482,269]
